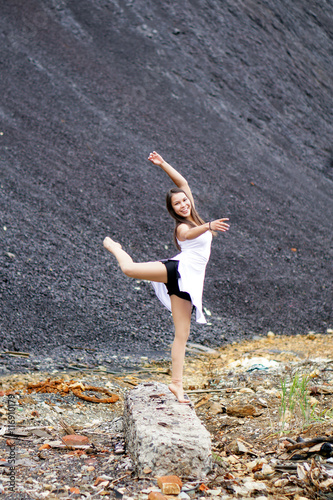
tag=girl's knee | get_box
[174,328,190,342]
[121,263,136,278]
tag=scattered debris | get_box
[26,378,119,403]
[0,351,30,358]
[0,332,332,498]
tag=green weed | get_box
[279,373,315,430]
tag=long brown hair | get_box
[166,187,206,250]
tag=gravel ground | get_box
[0,0,332,371]
[1,332,333,499]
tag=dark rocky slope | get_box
[0,0,332,370]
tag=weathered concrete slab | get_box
[124,382,211,477]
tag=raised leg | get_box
[169,295,192,403]
[103,237,167,282]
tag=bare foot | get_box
[103,237,122,253]
[168,383,191,404]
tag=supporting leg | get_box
[103,237,167,282]
[169,295,192,403]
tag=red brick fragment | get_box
[39,444,51,450]
[199,483,209,491]
[70,486,80,494]
[157,475,182,495]
[94,477,106,486]
[62,434,90,447]
[148,492,168,500]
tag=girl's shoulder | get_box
[176,223,188,241]
[176,221,198,241]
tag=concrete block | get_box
[124,382,211,477]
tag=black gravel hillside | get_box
[1,0,332,372]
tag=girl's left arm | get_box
[177,218,230,241]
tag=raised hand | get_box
[210,218,230,232]
[148,151,164,166]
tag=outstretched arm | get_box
[148,151,194,206]
[177,218,230,241]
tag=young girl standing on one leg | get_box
[103,151,229,402]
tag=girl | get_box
[103,151,229,402]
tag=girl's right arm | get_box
[148,151,195,205]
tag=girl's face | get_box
[171,192,192,218]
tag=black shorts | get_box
[162,260,192,302]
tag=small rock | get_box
[247,458,267,471]
[206,488,222,496]
[227,404,262,417]
[141,488,159,494]
[257,397,268,407]
[4,252,15,259]
[114,441,125,454]
[62,434,90,447]
[232,485,250,496]
[97,480,110,489]
[95,477,110,486]
[274,478,289,487]
[243,479,267,492]
[178,492,191,499]
[225,454,239,464]
[209,402,224,415]
[115,487,127,495]
[39,444,51,450]
[238,388,255,394]
[307,332,317,340]
[236,440,251,454]
[267,331,275,339]
[70,487,80,494]
[148,493,168,500]
[261,464,274,475]
[309,396,319,406]
[52,406,64,414]
[33,429,51,438]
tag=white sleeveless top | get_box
[151,231,212,323]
